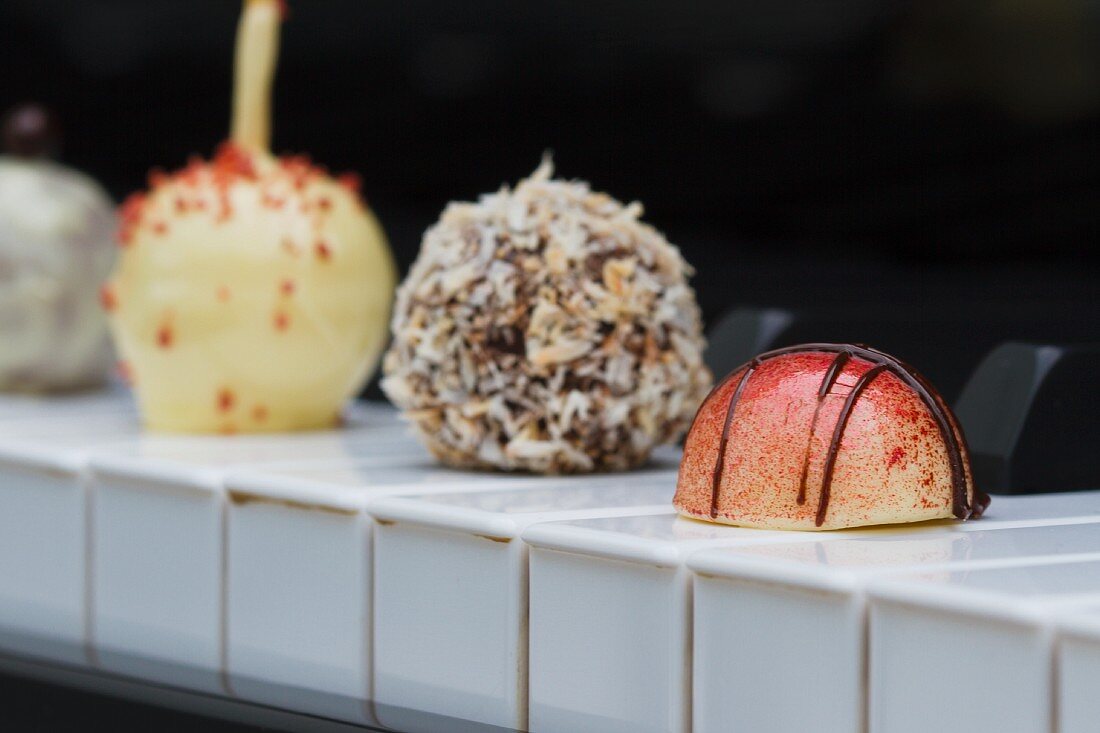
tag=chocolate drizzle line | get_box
[797,350,851,505]
[691,343,985,527]
[816,363,887,526]
[709,360,759,519]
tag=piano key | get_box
[84,415,421,695]
[222,458,638,723]
[522,511,865,733]
[867,560,1100,733]
[368,475,680,732]
[955,342,1100,494]
[705,307,1094,403]
[1055,606,1100,733]
[0,406,141,666]
[687,513,1100,733]
[0,384,135,422]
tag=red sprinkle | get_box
[213,141,257,179]
[315,240,332,261]
[274,311,290,331]
[251,405,269,422]
[280,279,295,296]
[217,388,235,412]
[152,221,168,236]
[281,238,301,257]
[99,284,117,312]
[316,196,332,211]
[156,324,174,349]
[216,285,231,302]
[337,172,361,194]
[116,361,134,384]
[117,192,147,246]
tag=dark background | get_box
[3,0,1098,334]
[0,1,1097,725]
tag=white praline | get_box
[0,157,115,392]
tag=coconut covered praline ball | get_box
[0,104,116,392]
[104,0,395,432]
[382,160,712,473]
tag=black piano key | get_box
[955,342,1100,494]
[705,306,1096,403]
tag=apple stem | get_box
[230,0,281,153]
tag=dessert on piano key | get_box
[103,0,395,432]
[0,104,116,392]
[381,158,712,473]
[675,343,990,530]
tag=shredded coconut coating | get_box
[382,160,712,473]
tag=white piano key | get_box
[85,416,420,694]
[222,458,616,722]
[0,408,142,665]
[521,511,857,733]
[868,559,1100,733]
[369,473,680,732]
[1055,606,1100,733]
[687,512,1100,733]
[0,384,134,422]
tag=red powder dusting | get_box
[280,279,295,295]
[99,285,117,311]
[274,311,290,331]
[316,196,332,211]
[156,325,174,349]
[315,240,332,261]
[175,197,189,214]
[281,238,301,256]
[217,389,235,412]
[887,446,906,469]
[152,221,168,236]
[216,285,231,302]
[251,405,269,422]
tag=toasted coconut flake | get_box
[382,160,712,473]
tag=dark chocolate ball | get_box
[2,104,61,159]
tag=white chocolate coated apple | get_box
[105,147,394,432]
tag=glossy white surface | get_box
[223,456,593,719]
[0,411,142,665]
[1056,605,1100,733]
[87,414,422,693]
[868,559,1100,733]
[688,517,1100,733]
[6,390,1100,732]
[523,511,848,733]
[0,385,134,421]
[370,475,678,732]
